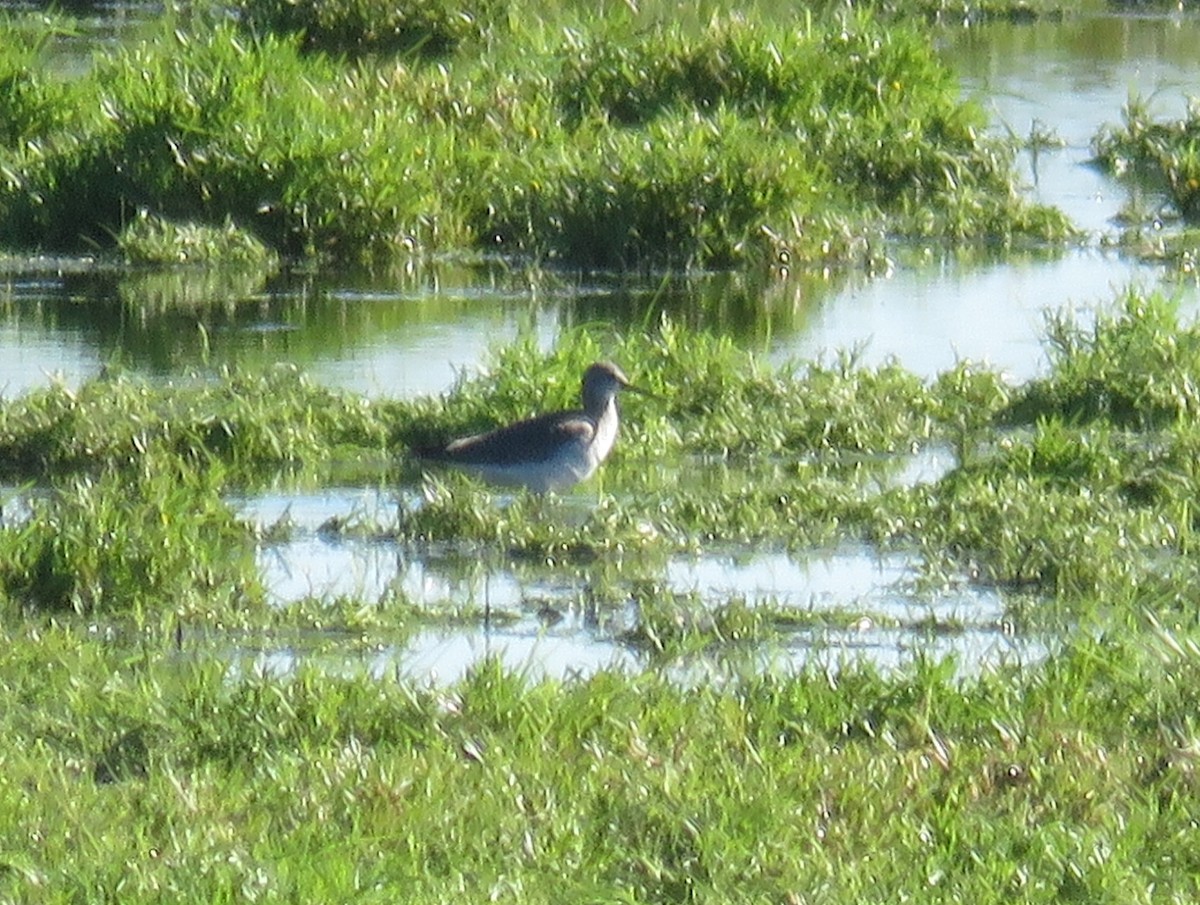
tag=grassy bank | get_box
[0,5,1071,268]
[2,623,1200,903]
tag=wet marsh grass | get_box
[1094,96,1200,226]
[1,4,1197,894]
[0,364,389,478]
[6,288,1200,897]
[116,211,279,267]
[0,5,1072,268]
[4,293,1200,606]
[0,456,263,616]
[5,623,1200,901]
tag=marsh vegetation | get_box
[0,1,1075,267]
[4,291,1200,899]
[3,0,1200,899]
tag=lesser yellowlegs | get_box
[414,361,650,492]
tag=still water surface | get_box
[6,13,1199,679]
[6,18,1199,398]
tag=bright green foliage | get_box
[0,10,1071,266]
[0,366,388,477]
[912,430,1172,593]
[402,322,936,459]
[3,628,1200,901]
[0,21,73,148]
[1094,96,1200,223]
[1008,290,1200,428]
[470,16,1072,266]
[469,110,828,268]
[0,457,261,614]
[897,292,1200,594]
[1174,147,1200,219]
[4,288,1200,900]
[0,25,455,258]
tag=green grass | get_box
[0,455,262,616]
[3,289,1200,606]
[0,17,74,147]
[117,211,279,267]
[3,624,1200,902]
[234,0,507,56]
[1099,97,1200,271]
[1006,289,1200,428]
[0,7,1072,267]
[0,364,389,478]
[1093,95,1200,225]
[4,287,1200,898]
[1,5,1198,895]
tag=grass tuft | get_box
[1007,289,1200,429]
[117,211,279,267]
[1093,95,1200,225]
[0,455,261,615]
[0,10,1071,267]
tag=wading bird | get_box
[414,361,651,493]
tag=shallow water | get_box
[5,13,1198,678]
[5,16,1200,398]
[949,14,1200,230]
[229,615,1041,686]
[230,479,1040,682]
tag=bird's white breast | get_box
[587,399,619,472]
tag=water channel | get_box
[4,11,1199,681]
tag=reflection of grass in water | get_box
[116,264,276,316]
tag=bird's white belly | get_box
[464,441,594,492]
[464,407,617,493]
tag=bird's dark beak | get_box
[623,380,659,401]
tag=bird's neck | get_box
[585,393,617,423]
[590,397,620,462]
